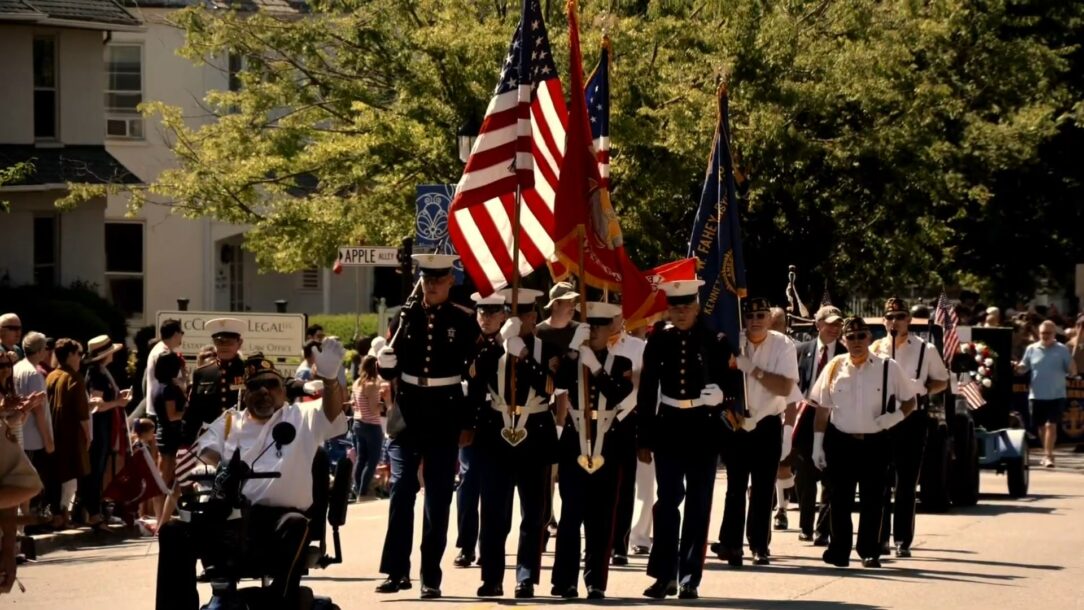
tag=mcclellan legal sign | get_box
[155,311,306,358]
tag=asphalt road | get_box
[10,456,1084,609]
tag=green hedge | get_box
[0,283,128,344]
[306,313,379,345]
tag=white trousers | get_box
[630,457,656,548]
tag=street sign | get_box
[155,311,306,360]
[338,246,399,267]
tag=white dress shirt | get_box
[810,353,917,434]
[871,335,949,396]
[741,330,800,431]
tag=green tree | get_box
[88,0,1083,303]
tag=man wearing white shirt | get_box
[156,345,347,610]
[145,319,185,419]
[871,297,948,558]
[810,317,917,569]
[714,297,799,567]
[609,321,647,567]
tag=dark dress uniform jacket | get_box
[555,349,634,461]
[469,334,558,462]
[636,320,739,455]
[379,300,480,444]
[182,357,245,445]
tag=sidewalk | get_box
[21,523,145,560]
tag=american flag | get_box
[173,444,201,484]
[934,292,959,365]
[585,39,611,189]
[448,0,567,295]
[959,377,987,410]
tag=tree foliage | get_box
[118,0,1081,303]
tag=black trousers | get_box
[551,441,620,592]
[477,450,551,586]
[455,444,481,555]
[611,443,638,557]
[882,411,929,549]
[648,443,717,587]
[155,506,310,610]
[825,425,890,561]
[795,453,831,538]
[718,416,782,555]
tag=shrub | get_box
[306,313,379,346]
[0,283,128,344]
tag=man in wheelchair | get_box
[156,346,348,610]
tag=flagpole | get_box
[507,184,523,421]
[578,223,593,467]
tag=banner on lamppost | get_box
[415,184,464,284]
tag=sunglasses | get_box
[246,378,282,392]
[1,326,21,331]
[844,332,869,341]
[885,313,908,321]
[748,312,769,320]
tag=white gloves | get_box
[500,317,522,342]
[377,346,397,369]
[578,345,602,374]
[699,383,724,406]
[313,337,345,379]
[569,324,591,350]
[735,354,755,373]
[781,424,794,462]
[812,431,827,470]
[504,336,526,358]
[875,409,905,431]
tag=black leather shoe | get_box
[822,550,849,568]
[895,545,912,558]
[420,585,442,599]
[862,557,882,569]
[678,585,699,600]
[551,585,578,599]
[632,545,651,555]
[514,582,535,599]
[375,577,410,593]
[587,587,605,600]
[813,533,830,547]
[880,542,891,555]
[753,552,770,566]
[612,554,628,566]
[715,545,743,567]
[454,552,476,568]
[774,512,788,530]
[798,532,814,542]
[643,579,677,599]
[477,582,503,597]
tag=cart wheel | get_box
[1006,457,1029,498]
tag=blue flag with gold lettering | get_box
[687,87,746,353]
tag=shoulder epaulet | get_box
[452,303,474,316]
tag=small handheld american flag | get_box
[959,377,987,410]
[934,292,959,366]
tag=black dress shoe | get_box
[678,585,699,600]
[587,587,605,600]
[612,554,628,566]
[880,541,891,555]
[551,585,578,599]
[478,582,503,597]
[798,532,813,542]
[895,545,912,558]
[375,577,411,593]
[709,541,722,555]
[753,552,770,566]
[632,545,651,555]
[715,545,743,567]
[813,533,830,547]
[514,582,535,599]
[862,557,882,569]
[454,552,476,568]
[643,579,677,599]
[420,585,442,599]
[822,550,849,568]
[774,512,789,530]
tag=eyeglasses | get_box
[844,332,869,341]
[246,378,282,392]
[885,313,908,321]
[748,312,769,320]
[1,326,20,331]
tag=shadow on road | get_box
[379,597,884,608]
[701,560,1027,586]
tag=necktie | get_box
[817,345,828,377]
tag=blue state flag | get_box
[687,87,747,353]
[415,184,464,284]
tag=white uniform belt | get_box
[487,396,549,416]
[400,373,461,388]
[660,395,706,409]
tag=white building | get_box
[0,0,142,295]
[104,0,394,328]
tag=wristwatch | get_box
[755,368,765,380]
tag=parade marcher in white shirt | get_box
[714,297,799,567]
[871,297,949,558]
[155,346,348,610]
[810,317,917,569]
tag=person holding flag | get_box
[638,279,740,600]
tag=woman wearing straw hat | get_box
[81,335,131,527]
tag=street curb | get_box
[23,524,143,559]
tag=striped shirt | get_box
[351,382,381,425]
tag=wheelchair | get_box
[179,438,353,610]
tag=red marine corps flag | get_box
[448,0,567,295]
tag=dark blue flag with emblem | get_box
[688,85,747,352]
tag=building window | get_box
[299,267,320,291]
[33,216,58,287]
[105,44,143,139]
[104,222,144,319]
[33,37,58,140]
